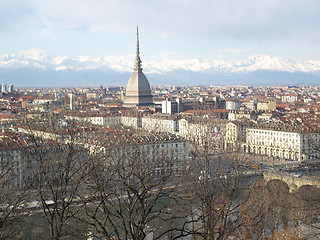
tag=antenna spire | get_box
[134,25,142,71]
[136,25,139,56]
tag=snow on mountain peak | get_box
[0,51,319,75]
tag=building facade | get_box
[226,100,241,110]
[225,121,250,151]
[244,127,320,161]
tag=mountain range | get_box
[0,51,320,87]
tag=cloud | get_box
[218,49,248,54]
[18,49,48,61]
[0,0,36,32]
[41,1,319,45]
[3,1,317,34]
[158,52,186,60]
[1,0,320,57]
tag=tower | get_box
[123,27,153,107]
[8,84,13,92]
[1,84,6,92]
[69,91,75,111]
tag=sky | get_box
[1,0,320,62]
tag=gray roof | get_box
[126,70,152,96]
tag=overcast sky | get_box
[1,0,320,61]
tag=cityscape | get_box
[1,1,320,239]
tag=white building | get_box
[228,111,258,121]
[17,126,70,144]
[81,131,190,174]
[1,84,6,92]
[121,116,142,129]
[282,95,298,103]
[244,125,320,161]
[8,84,13,92]
[91,116,121,126]
[161,99,182,114]
[257,101,276,110]
[225,121,251,151]
[226,100,241,110]
[86,92,99,99]
[141,114,179,134]
[69,92,75,110]
[178,118,225,148]
[64,113,122,127]
[242,100,257,110]
[105,135,189,172]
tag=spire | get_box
[134,25,142,71]
[136,25,139,56]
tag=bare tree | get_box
[21,118,91,240]
[0,139,29,239]
[79,134,189,240]
[175,117,270,240]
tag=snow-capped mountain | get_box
[1,51,320,74]
[0,50,319,87]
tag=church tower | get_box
[123,27,153,107]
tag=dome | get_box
[126,70,151,96]
[123,27,153,106]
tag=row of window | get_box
[249,130,299,137]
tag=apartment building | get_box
[244,125,320,161]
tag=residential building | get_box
[226,100,241,110]
[244,124,320,161]
[1,84,6,92]
[225,121,252,151]
[162,98,183,114]
[141,114,179,134]
[257,101,276,110]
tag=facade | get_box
[8,84,13,92]
[257,101,276,110]
[77,128,189,175]
[64,114,122,127]
[1,84,6,92]
[282,95,298,102]
[92,116,121,126]
[228,110,258,121]
[162,100,178,114]
[121,116,142,129]
[162,99,182,114]
[0,138,89,189]
[244,126,320,161]
[86,92,99,99]
[182,99,197,111]
[178,118,225,148]
[141,114,179,134]
[243,100,257,110]
[99,135,189,173]
[0,141,22,188]
[69,92,75,110]
[123,27,153,107]
[17,126,70,144]
[226,100,241,110]
[225,121,250,151]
